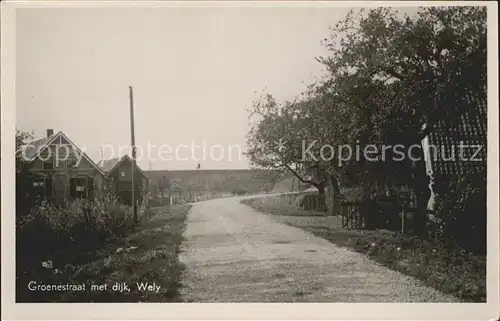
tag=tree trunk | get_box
[327,174,340,216]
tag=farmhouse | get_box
[18,129,149,206]
[97,155,148,206]
[19,129,107,202]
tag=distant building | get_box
[97,155,148,206]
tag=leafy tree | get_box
[156,174,172,199]
[317,7,487,230]
[246,6,486,226]
[311,6,486,228]
[317,6,486,142]
[16,129,35,218]
[246,92,328,195]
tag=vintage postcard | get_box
[1,1,498,320]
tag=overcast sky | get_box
[16,6,416,170]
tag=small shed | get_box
[98,155,148,206]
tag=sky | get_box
[15,6,415,170]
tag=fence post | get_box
[401,206,405,234]
[354,205,358,228]
[340,202,345,227]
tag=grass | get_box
[241,194,325,217]
[18,204,191,302]
[60,204,191,302]
[241,195,486,302]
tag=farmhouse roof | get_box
[97,155,147,179]
[97,157,122,173]
[20,135,56,161]
[18,130,106,176]
[425,85,487,178]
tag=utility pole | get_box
[129,86,138,223]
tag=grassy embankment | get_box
[145,169,284,205]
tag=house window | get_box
[70,176,94,199]
[67,154,78,168]
[56,145,77,168]
[33,180,44,187]
[118,181,132,191]
[75,178,86,198]
[120,171,125,177]
[33,178,53,199]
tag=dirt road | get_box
[178,195,457,302]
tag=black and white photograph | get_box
[1,1,499,320]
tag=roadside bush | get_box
[433,170,486,254]
[16,196,135,302]
[299,193,327,212]
[232,187,248,196]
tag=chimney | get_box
[46,129,54,137]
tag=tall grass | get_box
[16,195,139,302]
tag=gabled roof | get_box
[17,134,57,161]
[97,155,147,179]
[18,131,106,176]
[97,157,122,173]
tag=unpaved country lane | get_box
[178,195,457,302]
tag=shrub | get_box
[16,196,136,302]
[299,193,327,212]
[232,187,248,196]
[433,170,486,254]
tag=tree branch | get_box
[383,67,406,80]
[283,164,321,187]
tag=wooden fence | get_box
[340,197,417,233]
[340,201,365,229]
[300,194,327,212]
